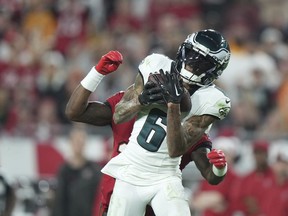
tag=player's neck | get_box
[186,84,200,95]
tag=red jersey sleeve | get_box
[180,134,212,170]
[105,91,125,112]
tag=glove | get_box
[207,149,227,169]
[95,50,123,75]
[138,81,165,105]
[159,62,184,104]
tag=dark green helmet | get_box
[176,29,231,86]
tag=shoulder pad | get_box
[138,53,172,84]
[189,86,231,120]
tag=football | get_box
[148,73,164,85]
[147,73,192,113]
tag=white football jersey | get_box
[101,53,231,186]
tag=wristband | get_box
[80,67,104,92]
[212,164,228,177]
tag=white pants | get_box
[107,177,191,216]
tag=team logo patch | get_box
[216,98,231,117]
[219,107,230,117]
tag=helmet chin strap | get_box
[180,63,206,86]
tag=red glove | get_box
[207,149,227,169]
[95,50,123,75]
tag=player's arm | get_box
[192,147,227,185]
[66,85,113,126]
[65,51,123,126]
[167,112,217,157]
[157,68,218,157]
[113,74,144,124]
[113,73,164,124]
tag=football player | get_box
[101,29,231,216]
[66,86,215,216]
[66,29,230,216]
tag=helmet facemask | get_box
[178,46,219,86]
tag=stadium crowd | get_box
[0,0,288,215]
[0,0,288,138]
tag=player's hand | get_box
[95,50,123,75]
[159,62,184,104]
[207,149,227,169]
[138,81,165,105]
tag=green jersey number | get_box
[137,108,167,152]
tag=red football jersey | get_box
[93,91,136,216]
[93,91,212,216]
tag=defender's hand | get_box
[207,149,227,169]
[159,62,184,104]
[138,81,165,105]
[95,51,123,75]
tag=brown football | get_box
[148,73,164,85]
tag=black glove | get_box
[159,62,184,104]
[138,81,165,105]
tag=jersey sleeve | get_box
[189,86,231,120]
[138,53,173,84]
[179,134,212,170]
[105,91,125,113]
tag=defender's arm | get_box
[65,50,123,126]
[65,84,113,126]
[192,147,226,185]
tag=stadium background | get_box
[0,0,288,215]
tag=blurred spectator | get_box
[233,140,274,216]
[4,86,36,136]
[153,14,185,58]
[34,97,61,141]
[35,50,68,124]
[106,0,144,32]
[22,0,57,52]
[0,0,287,140]
[259,27,288,62]
[261,141,288,216]
[148,0,200,31]
[257,57,288,139]
[36,50,66,98]
[200,0,231,30]
[0,87,10,127]
[275,58,288,132]
[0,1,288,214]
[54,0,90,55]
[0,173,16,216]
[190,136,241,216]
[51,126,102,216]
[220,38,281,136]
[81,0,105,31]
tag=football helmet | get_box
[175,29,230,86]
